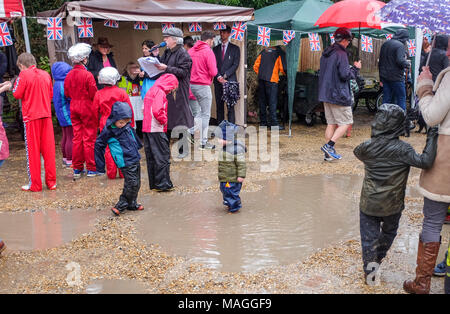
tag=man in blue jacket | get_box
[318,27,361,161]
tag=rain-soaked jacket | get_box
[379,29,410,82]
[95,102,143,173]
[51,62,72,127]
[94,85,134,131]
[354,103,438,217]
[143,74,178,133]
[218,120,246,183]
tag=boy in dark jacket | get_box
[95,101,144,216]
[217,120,246,213]
[354,103,438,284]
[420,34,449,82]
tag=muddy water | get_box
[0,209,109,251]
[137,175,364,273]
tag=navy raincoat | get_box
[51,62,72,127]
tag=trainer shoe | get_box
[111,207,123,216]
[433,254,447,277]
[87,171,97,177]
[321,144,342,160]
[187,133,195,145]
[0,240,5,255]
[48,184,57,191]
[73,169,83,179]
[21,184,31,191]
[324,153,333,162]
[129,204,144,211]
[200,142,215,150]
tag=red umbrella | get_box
[315,0,386,29]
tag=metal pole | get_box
[21,17,31,53]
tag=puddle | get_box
[0,209,108,251]
[137,175,365,273]
[86,279,147,294]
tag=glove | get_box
[427,126,439,137]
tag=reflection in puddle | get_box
[138,175,364,273]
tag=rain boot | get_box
[403,240,440,294]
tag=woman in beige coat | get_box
[403,43,450,294]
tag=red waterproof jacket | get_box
[94,85,134,131]
[188,40,218,86]
[64,64,98,119]
[143,74,178,133]
[13,65,53,122]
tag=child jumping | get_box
[217,120,246,213]
[51,62,73,168]
[142,73,177,192]
[94,67,134,179]
[354,103,438,285]
[95,101,143,216]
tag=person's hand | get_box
[353,60,362,69]
[237,177,244,183]
[155,63,167,71]
[418,66,432,82]
[218,76,227,84]
[0,81,12,92]
[427,126,439,136]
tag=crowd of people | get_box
[0,25,448,293]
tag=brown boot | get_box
[403,241,440,294]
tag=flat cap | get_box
[162,27,183,38]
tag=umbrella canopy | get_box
[379,0,450,35]
[315,0,386,29]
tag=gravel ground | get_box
[0,109,447,294]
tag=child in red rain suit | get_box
[94,67,135,179]
[64,43,98,178]
[12,53,56,191]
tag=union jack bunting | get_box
[329,33,335,44]
[161,23,175,32]
[47,18,63,41]
[77,18,93,38]
[231,22,247,41]
[104,19,119,29]
[361,35,373,53]
[257,26,271,47]
[0,22,12,47]
[134,21,148,31]
[213,22,227,31]
[385,34,393,40]
[407,39,416,57]
[189,22,202,33]
[283,30,295,45]
[308,33,321,51]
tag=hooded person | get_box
[51,62,73,168]
[354,103,438,285]
[95,101,144,216]
[217,120,246,213]
[142,73,178,192]
[64,43,99,178]
[94,67,135,179]
[378,29,411,111]
[420,34,449,82]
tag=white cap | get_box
[98,67,121,85]
[68,43,92,63]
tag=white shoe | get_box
[21,184,31,191]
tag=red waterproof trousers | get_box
[24,118,56,191]
[71,105,98,172]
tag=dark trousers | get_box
[220,182,242,212]
[258,79,279,126]
[143,132,173,191]
[381,80,406,111]
[115,162,141,212]
[135,120,143,139]
[214,82,235,124]
[360,211,402,274]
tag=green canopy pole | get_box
[286,34,301,137]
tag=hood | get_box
[371,103,406,139]
[218,120,238,141]
[51,62,72,80]
[191,40,211,53]
[153,73,179,94]
[322,43,346,58]
[106,101,133,128]
[393,29,409,44]
[435,34,449,51]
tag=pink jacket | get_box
[188,41,218,86]
[0,117,9,161]
[143,74,179,133]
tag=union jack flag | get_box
[104,19,119,29]
[189,22,202,33]
[361,35,373,53]
[47,18,63,41]
[0,23,12,47]
[308,33,320,51]
[283,30,295,45]
[257,26,270,47]
[77,18,93,38]
[329,33,335,44]
[213,22,227,31]
[385,34,393,40]
[161,23,175,32]
[134,21,148,31]
[231,22,247,41]
[407,39,416,57]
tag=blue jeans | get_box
[220,182,242,212]
[258,80,279,126]
[382,80,406,111]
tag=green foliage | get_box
[38,56,51,74]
